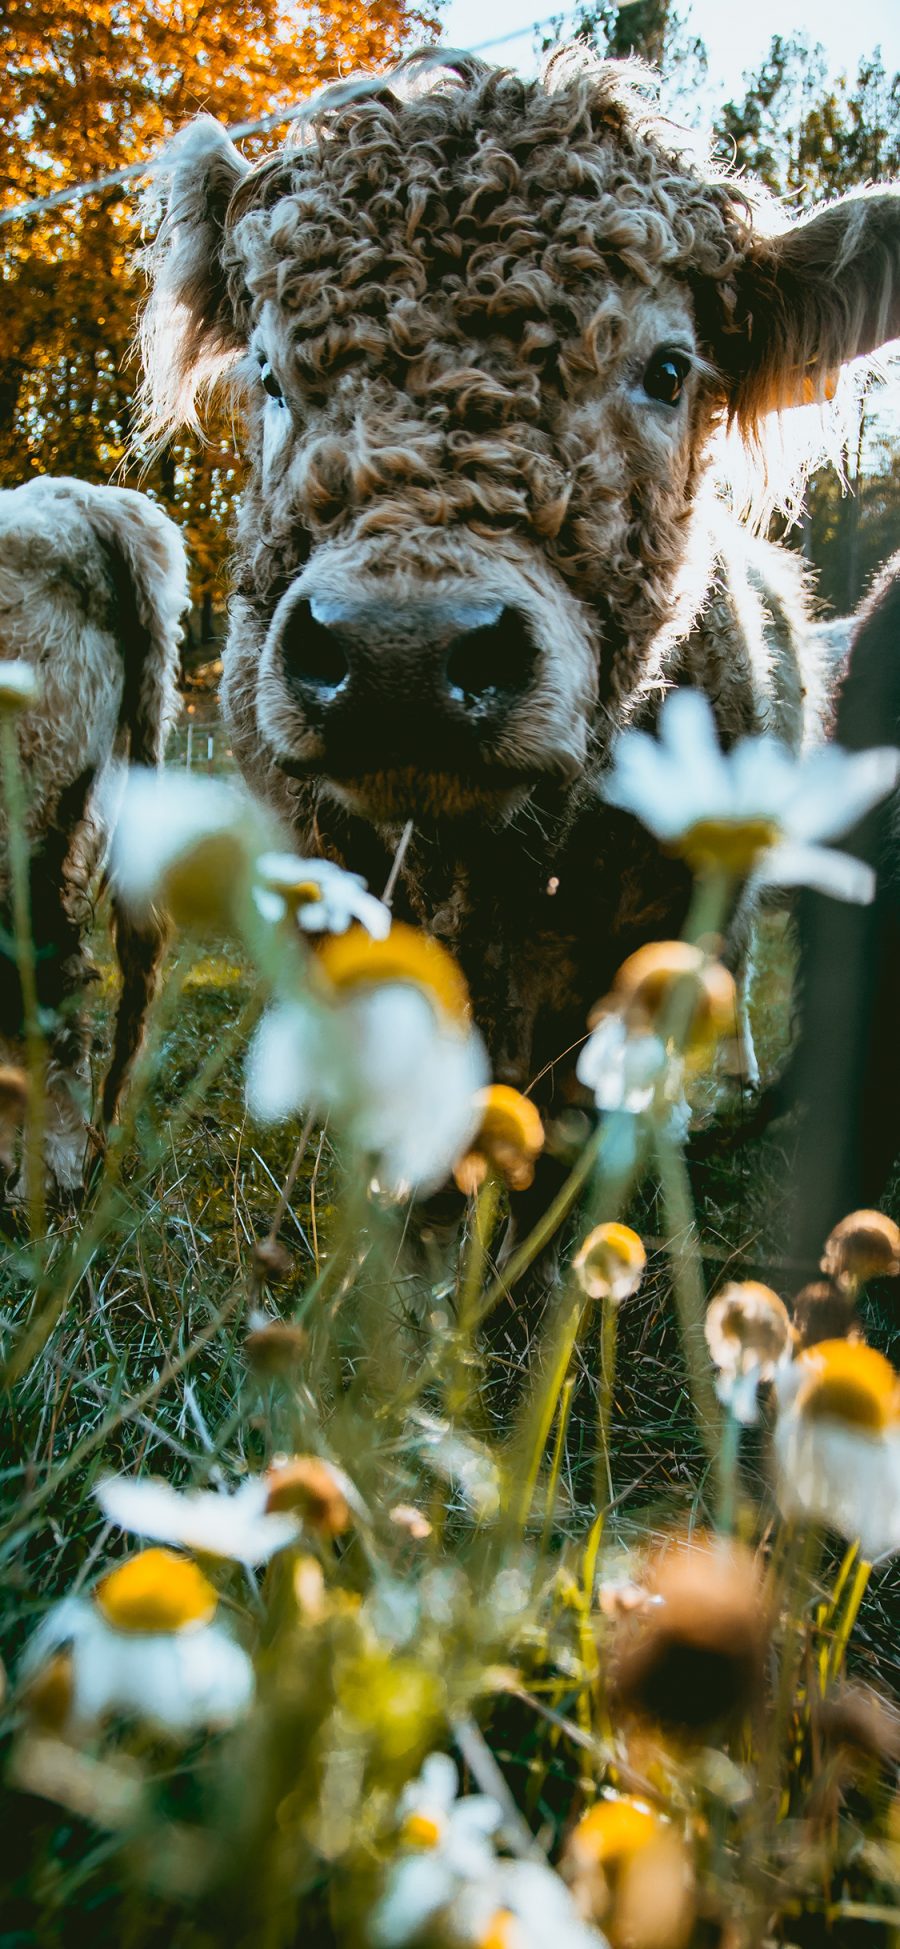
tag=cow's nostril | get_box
[280,598,349,700]
[445,605,537,709]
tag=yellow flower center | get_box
[455,1084,545,1195]
[677,817,781,877]
[475,1084,544,1158]
[316,923,470,1025]
[573,1222,647,1302]
[795,1339,900,1433]
[400,1810,445,1849]
[611,941,736,1056]
[569,1797,660,1870]
[477,1909,520,1949]
[95,1548,218,1634]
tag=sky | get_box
[438,0,900,102]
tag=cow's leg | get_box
[101,894,168,1126]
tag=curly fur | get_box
[139,50,900,1090]
[0,476,186,1192]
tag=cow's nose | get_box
[278,596,538,748]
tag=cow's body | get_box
[788,554,900,1272]
[0,476,186,1192]
[140,51,900,1094]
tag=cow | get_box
[0,476,186,1195]
[787,553,900,1276]
[138,48,900,1102]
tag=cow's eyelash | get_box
[256,351,287,407]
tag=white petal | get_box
[345,985,487,1194]
[658,687,733,813]
[784,745,900,843]
[728,735,797,818]
[95,1474,300,1564]
[371,1856,457,1947]
[773,1416,900,1560]
[407,1751,459,1815]
[603,732,691,837]
[253,886,288,925]
[108,768,254,915]
[757,841,875,904]
[245,1001,329,1124]
[68,1612,254,1733]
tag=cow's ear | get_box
[724,189,900,427]
[138,117,249,441]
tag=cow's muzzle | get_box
[271,592,549,811]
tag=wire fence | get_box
[0,6,645,226]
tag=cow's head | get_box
[141,52,900,828]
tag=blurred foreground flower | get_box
[454,1085,544,1195]
[573,1223,647,1303]
[253,850,390,938]
[371,1752,502,1945]
[563,1797,694,1949]
[372,1755,603,1948]
[22,1549,253,1736]
[773,1340,900,1558]
[109,768,269,930]
[0,658,40,713]
[704,1280,792,1423]
[247,924,487,1196]
[414,1414,501,1522]
[610,1536,768,1737]
[604,688,899,899]
[791,1278,858,1349]
[96,1471,302,1564]
[821,1210,900,1291]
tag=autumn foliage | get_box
[0,0,440,645]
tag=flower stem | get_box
[653,1125,722,1476]
[508,1286,587,1536]
[594,1295,618,1513]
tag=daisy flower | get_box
[370,1752,503,1946]
[453,1858,609,1949]
[772,1339,900,1559]
[704,1280,792,1424]
[576,1011,669,1117]
[253,850,390,939]
[21,1548,253,1737]
[454,1085,545,1195]
[246,924,488,1197]
[576,943,735,1125]
[563,1796,694,1949]
[95,1471,301,1565]
[97,1456,352,1560]
[109,767,270,931]
[573,1223,647,1303]
[820,1209,900,1291]
[603,688,899,901]
[610,1535,769,1737]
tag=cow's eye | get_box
[256,352,286,406]
[642,348,692,406]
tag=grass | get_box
[1,736,900,1949]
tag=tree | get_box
[538,3,708,119]
[0,0,440,647]
[715,36,900,612]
